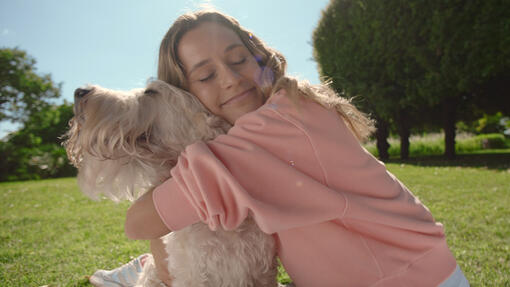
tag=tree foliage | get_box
[0,47,61,122]
[313,0,428,160]
[0,102,76,181]
[313,0,510,159]
[0,48,75,181]
[410,0,510,158]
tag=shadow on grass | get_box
[385,150,510,171]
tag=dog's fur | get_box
[65,80,278,287]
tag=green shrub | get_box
[458,134,508,152]
[364,133,509,158]
[0,101,75,182]
[457,113,508,135]
[476,134,508,149]
[0,142,75,181]
[475,112,506,134]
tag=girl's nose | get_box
[219,64,241,89]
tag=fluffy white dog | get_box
[65,80,278,287]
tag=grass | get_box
[1,152,509,286]
[0,178,147,286]
[384,154,510,286]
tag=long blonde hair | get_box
[158,9,374,141]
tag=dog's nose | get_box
[74,88,91,99]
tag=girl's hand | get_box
[151,238,174,286]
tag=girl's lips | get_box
[221,87,256,107]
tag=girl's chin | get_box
[226,105,260,123]
[223,95,265,123]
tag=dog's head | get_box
[64,80,231,201]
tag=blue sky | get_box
[0,0,330,138]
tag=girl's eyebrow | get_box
[188,43,244,75]
[224,43,243,53]
[189,59,210,75]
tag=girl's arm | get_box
[126,91,349,237]
[125,189,170,239]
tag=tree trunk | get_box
[443,97,457,160]
[397,110,411,160]
[375,118,390,161]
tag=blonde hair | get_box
[158,9,374,141]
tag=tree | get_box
[313,0,426,160]
[0,48,74,181]
[0,47,61,122]
[0,101,75,181]
[314,0,510,160]
[409,0,510,159]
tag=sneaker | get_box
[88,254,149,287]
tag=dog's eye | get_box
[144,89,158,95]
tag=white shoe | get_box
[88,254,149,287]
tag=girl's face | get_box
[178,22,266,124]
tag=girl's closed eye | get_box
[197,57,245,82]
[232,57,246,65]
[199,72,215,82]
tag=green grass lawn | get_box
[1,153,509,286]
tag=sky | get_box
[0,0,331,138]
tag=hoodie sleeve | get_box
[152,92,348,234]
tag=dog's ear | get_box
[136,130,150,145]
[134,127,157,155]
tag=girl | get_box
[95,10,469,287]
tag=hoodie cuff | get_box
[152,178,200,231]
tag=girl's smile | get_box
[220,87,258,107]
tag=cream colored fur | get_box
[65,80,278,287]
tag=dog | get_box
[64,80,278,287]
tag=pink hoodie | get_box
[153,90,458,286]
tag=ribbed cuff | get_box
[152,178,200,231]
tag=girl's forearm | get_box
[125,189,171,240]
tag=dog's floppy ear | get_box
[135,128,153,150]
